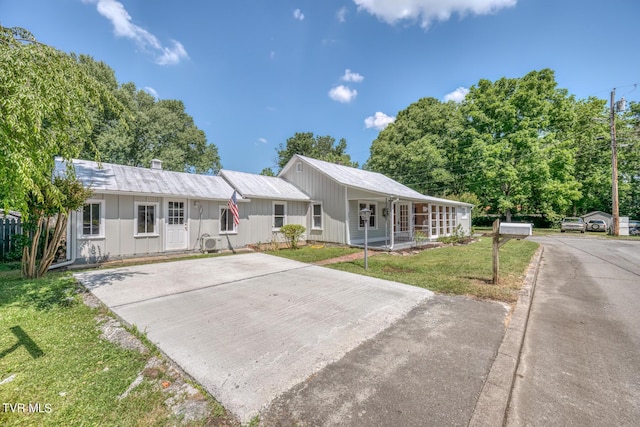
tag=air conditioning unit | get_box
[201,236,220,252]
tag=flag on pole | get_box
[228,191,240,226]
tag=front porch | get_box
[349,199,463,251]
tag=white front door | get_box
[166,199,188,251]
[396,202,411,238]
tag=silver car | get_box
[561,217,585,233]
[586,219,608,232]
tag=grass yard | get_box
[308,239,539,302]
[0,264,233,427]
[264,244,361,263]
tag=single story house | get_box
[54,154,472,264]
[280,155,473,249]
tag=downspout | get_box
[344,186,350,245]
[48,210,77,270]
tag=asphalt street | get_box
[506,236,640,426]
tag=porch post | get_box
[390,198,395,250]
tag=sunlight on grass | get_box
[265,245,361,263]
[0,269,231,426]
[328,239,539,302]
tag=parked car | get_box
[561,217,585,233]
[629,220,640,236]
[585,219,608,232]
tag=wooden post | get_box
[492,219,500,285]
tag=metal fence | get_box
[1,218,22,261]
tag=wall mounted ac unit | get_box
[201,236,220,252]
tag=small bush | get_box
[437,224,468,244]
[280,224,306,249]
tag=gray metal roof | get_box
[284,155,473,207]
[55,158,236,201]
[219,170,310,201]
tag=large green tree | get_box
[275,132,357,171]
[461,69,582,221]
[366,97,463,196]
[0,26,119,277]
[78,59,222,174]
[618,101,640,219]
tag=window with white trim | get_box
[80,200,104,238]
[135,202,158,236]
[220,206,237,234]
[312,203,322,229]
[358,202,377,229]
[273,202,286,230]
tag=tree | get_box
[461,69,582,221]
[617,101,640,219]
[0,26,121,277]
[275,132,358,171]
[366,97,463,196]
[78,65,222,174]
[22,177,91,278]
[260,167,276,177]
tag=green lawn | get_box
[319,239,538,302]
[0,265,231,426]
[264,245,361,263]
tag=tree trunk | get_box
[37,214,67,278]
[505,208,512,223]
[22,212,69,279]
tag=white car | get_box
[585,219,608,232]
[560,217,585,233]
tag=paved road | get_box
[506,236,640,426]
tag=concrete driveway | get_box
[74,253,433,423]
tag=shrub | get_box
[437,224,468,244]
[279,224,306,249]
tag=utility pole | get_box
[610,88,620,236]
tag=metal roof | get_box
[55,158,236,201]
[219,169,310,201]
[284,155,473,207]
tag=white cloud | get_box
[83,0,189,65]
[143,86,158,98]
[444,86,469,102]
[364,112,396,130]
[352,0,517,29]
[341,69,364,83]
[329,85,358,103]
[258,137,268,144]
[293,9,305,20]
[337,6,348,22]
[270,50,276,60]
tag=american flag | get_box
[228,191,240,226]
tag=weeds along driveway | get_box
[74,252,432,423]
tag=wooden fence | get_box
[1,218,22,261]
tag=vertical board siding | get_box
[281,165,346,244]
[348,200,388,243]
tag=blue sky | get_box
[2,0,639,173]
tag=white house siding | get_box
[214,199,308,249]
[77,194,165,263]
[280,164,347,244]
[457,206,472,235]
[348,200,388,244]
[188,200,219,251]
